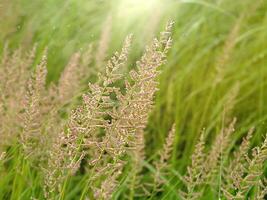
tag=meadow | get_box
[0,0,267,199]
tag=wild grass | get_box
[1,0,267,199]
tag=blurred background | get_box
[1,0,267,171]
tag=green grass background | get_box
[1,0,267,199]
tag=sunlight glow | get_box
[117,0,162,17]
[122,0,159,7]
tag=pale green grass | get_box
[0,0,267,199]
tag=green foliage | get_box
[0,0,267,199]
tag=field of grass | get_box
[0,0,267,199]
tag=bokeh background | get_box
[1,0,267,172]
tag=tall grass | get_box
[0,0,267,199]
